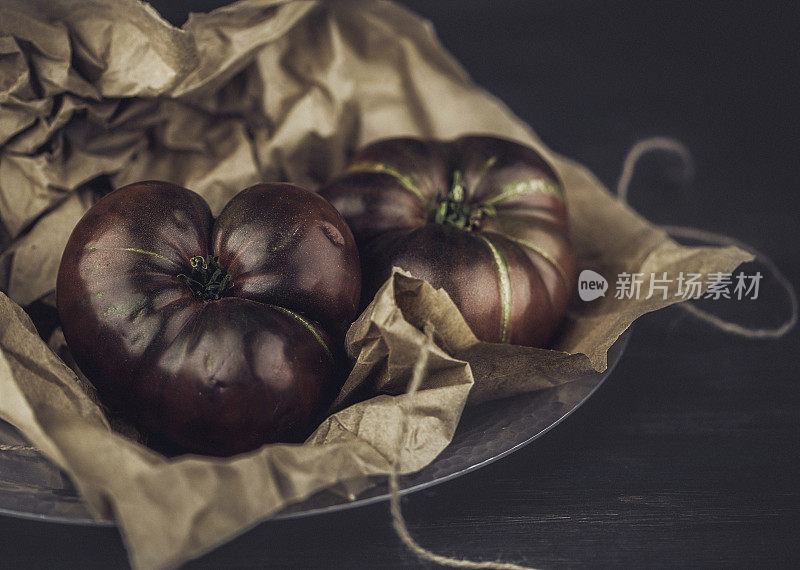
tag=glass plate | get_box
[0,331,629,526]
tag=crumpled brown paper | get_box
[0,0,750,569]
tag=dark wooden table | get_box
[1,1,798,567]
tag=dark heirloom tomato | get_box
[319,135,577,347]
[56,181,360,456]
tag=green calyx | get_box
[180,256,233,301]
[431,170,496,230]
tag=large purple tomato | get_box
[319,135,576,347]
[57,181,360,456]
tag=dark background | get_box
[2,1,798,567]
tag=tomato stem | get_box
[431,170,496,230]
[179,256,233,301]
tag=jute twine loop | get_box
[615,137,798,339]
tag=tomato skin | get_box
[56,181,360,456]
[319,136,577,347]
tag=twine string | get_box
[388,323,537,569]
[615,137,798,339]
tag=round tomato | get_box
[57,181,360,456]
[319,135,576,347]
